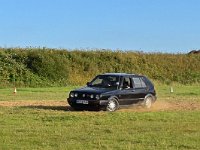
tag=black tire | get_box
[106,98,119,112]
[143,96,153,108]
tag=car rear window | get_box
[132,77,147,88]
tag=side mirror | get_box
[86,82,90,86]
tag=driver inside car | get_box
[123,80,130,89]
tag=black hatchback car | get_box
[67,73,156,111]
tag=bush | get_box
[0,48,199,87]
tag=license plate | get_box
[76,100,88,104]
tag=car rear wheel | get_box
[106,98,119,112]
[143,96,153,108]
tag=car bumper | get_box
[67,98,108,107]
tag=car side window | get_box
[122,77,133,89]
[132,77,146,88]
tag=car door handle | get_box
[131,90,135,92]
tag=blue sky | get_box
[0,0,200,53]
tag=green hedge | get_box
[0,48,199,87]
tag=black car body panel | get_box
[67,73,156,110]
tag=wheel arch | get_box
[108,95,119,102]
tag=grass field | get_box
[0,84,200,149]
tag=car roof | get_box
[103,73,136,76]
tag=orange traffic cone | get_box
[13,87,17,94]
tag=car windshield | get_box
[89,75,120,89]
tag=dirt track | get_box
[120,101,200,112]
[0,100,200,112]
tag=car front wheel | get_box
[106,98,119,112]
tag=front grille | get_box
[76,93,95,100]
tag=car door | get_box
[118,77,136,105]
[131,77,147,103]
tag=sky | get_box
[0,0,200,53]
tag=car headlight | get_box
[75,93,78,97]
[95,95,100,100]
[70,92,74,98]
[90,94,94,99]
